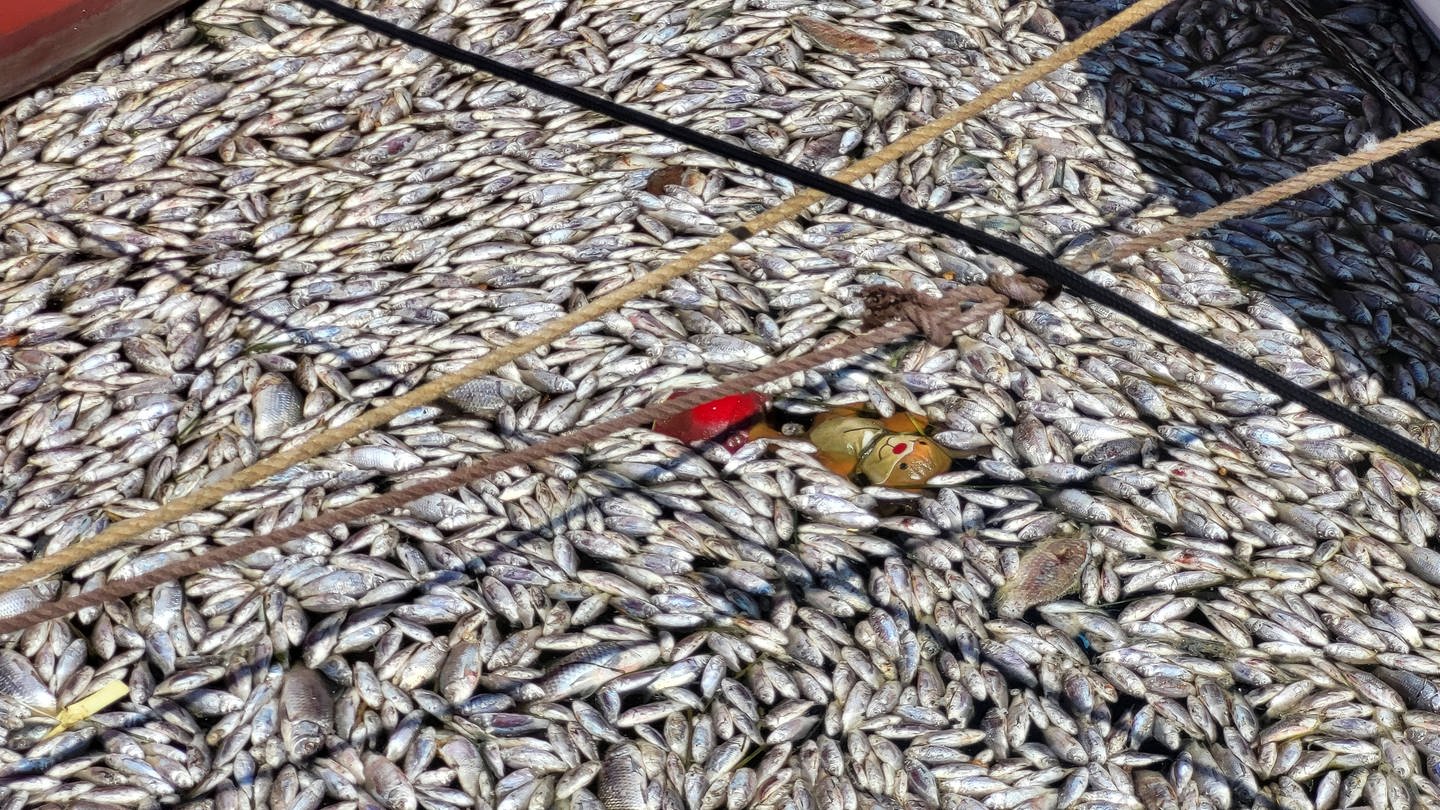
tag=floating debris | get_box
[808,408,952,487]
[43,679,129,739]
[650,391,768,451]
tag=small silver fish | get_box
[0,650,56,716]
[598,743,649,810]
[537,643,661,702]
[252,373,302,441]
[280,667,334,760]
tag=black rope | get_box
[297,0,1440,474]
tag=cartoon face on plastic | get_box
[857,433,951,487]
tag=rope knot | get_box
[986,273,1051,305]
[860,284,1008,346]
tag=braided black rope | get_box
[299,0,1440,474]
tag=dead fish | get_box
[994,528,1090,619]
[443,378,533,416]
[253,373,302,441]
[537,642,661,701]
[792,16,900,58]
[0,650,56,716]
[598,743,649,810]
[280,667,334,759]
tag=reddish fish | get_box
[792,15,893,58]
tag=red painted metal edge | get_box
[0,0,190,105]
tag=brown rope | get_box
[0,289,1010,635]
[861,284,1008,345]
[0,0,1175,597]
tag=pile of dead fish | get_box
[0,0,1438,808]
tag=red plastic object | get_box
[0,0,189,105]
[652,391,768,451]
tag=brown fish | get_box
[994,529,1090,619]
[792,16,893,58]
[645,165,704,196]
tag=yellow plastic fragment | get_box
[43,679,129,739]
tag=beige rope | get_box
[0,0,1173,596]
[1090,120,1440,265]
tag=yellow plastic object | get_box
[43,679,129,739]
